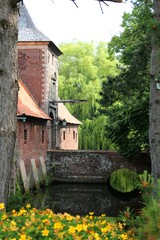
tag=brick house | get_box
[57,103,81,150]
[17,3,81,165]
[17,80,51,174]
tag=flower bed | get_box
[0,203,135,239]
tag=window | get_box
[52,54,55,66]
[63,130,65,140]
[42,129,45,143]
[73,130,75,139]
[24,129,27,144]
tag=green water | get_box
[109,168,139,193]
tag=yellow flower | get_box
[93,232,101,240]
[82,224,87,231]
[12,209,16,214]
[66,214,74,221]
[42,218,51,225]
[19,234,27,240]
[0,203,5,210]
[120,233,129,240]
[11,220,17,226]
[75,215,81,221]
[101,220,107,225]
[25,220,32,227]
[26,203,31,209]
[42,227,49,237]
[101,214,106,217]
[54,221,63,230]
[1,213,7,220]
[76,224,83,232]
[89,212,94,215]
[18,208,27,216]
[118,222,123,230]
[68,226,76,234]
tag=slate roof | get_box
[18,4,50,42]
[58,103,82,125]
[18,4,62,56]
[17,80,51,120]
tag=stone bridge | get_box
[47,150,151,183]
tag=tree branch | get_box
[70,0,123,11]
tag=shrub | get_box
[0,204,136,239]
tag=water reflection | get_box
[29,183,142,217]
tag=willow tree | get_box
[0,0,18,204]
[58,41,118,149]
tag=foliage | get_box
[6,193,27,212]
[135,178,160,239]
[114,172,160,239]
[100,0,152,159]
[118,207,136,230]
[58,41,118,150]
[102,95,149,159]
[0,204,136,239]
[79,116,114,150]
[138,170,154,192]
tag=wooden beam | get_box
[31,159,40,191]
[19,160,30,194]
[49,99,87,104]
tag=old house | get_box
[17,80,51,174]
[17,3,81,174]
[57,102,81,150]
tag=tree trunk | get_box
[149,0,160,180]
[0,0,18,204]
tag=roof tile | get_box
[17,80,51,120]
[58,103,82,125]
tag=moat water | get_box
[28,182,142,216]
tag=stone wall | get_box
[47,150,151,183]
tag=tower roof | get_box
[18,4,62,56]
[18,4,50,42]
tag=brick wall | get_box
[18,43,59,115]
[47,150,151,183]
[17,118,48,174]
[18,46,45,108]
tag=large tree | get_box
[0,0,18,204]
[100,0,152,159]
[149,0,160,180]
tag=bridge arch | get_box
[108,168,139,193]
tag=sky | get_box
[23,0,133,46]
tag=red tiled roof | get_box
[17,80,51,120]
[58,103,82,125]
